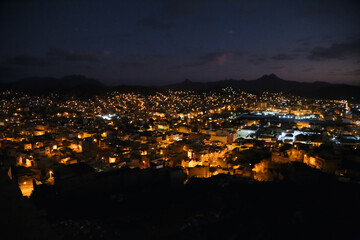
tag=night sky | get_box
[0,0,359,85]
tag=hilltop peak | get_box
[258,73,281,80]
[182,79,193,84]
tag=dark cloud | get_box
[175,51,242,68]
[303,0,360,17]
[127,54,169,61]
[297,40,312,47]
[77,65,93,70]
[327,71,340,76]
[163,0,207,16]
[271,66,285,70]
[248,54,267,65]
[162,0,244,16]
[348,68,360,76]
[293,47,310,53]
[119,61,146,68]
[138,17,173,29]
[199,51,242,65]
[308,38,360,61]
[118,54,170,68]
[48,48,111,62]
[5,54,50,66]
[271,53,298,61]
[302,67,314,72]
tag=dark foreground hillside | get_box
[2,165,359,240]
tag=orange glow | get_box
[25,159,32,167]
[109,157,116,163]
[18,176,34,197]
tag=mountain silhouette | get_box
[0,74,359,102]
[14,75,103,90]
[165,74,360,102]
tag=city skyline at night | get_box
[1,1,360,240]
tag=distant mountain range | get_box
[0,75,106,96]
[0,74,359,102]
[165,74,360,102]
[4,75,103,89]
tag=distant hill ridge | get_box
[165,74,360,102]
[167,73,333,91]
[0,74,359,102]
[14,75,103,89]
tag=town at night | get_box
[1,1,359,239]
